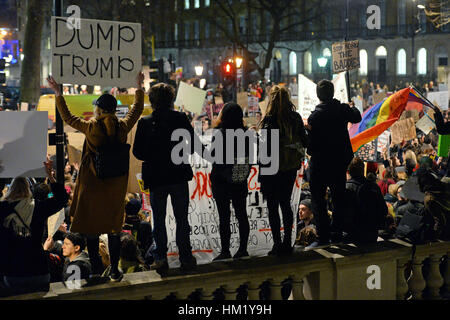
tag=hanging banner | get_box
[51,17,142,87]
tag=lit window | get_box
[205,0,210,6]
[289,52,297,75]
[417,48,427,75]
[397,49,406,75]
[195,0,199,8]
[185,0,189,9]
[359,49,368,75]
[375,46,387,56]
[323,48,331,57]
[304,51,312,74]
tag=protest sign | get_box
[0,112,47,178]
[390,118,416,145]
[237,92,248,109]
[427,91,449,110]
[141,192,152,212]
[354,96,364,114]
[67,144,82,165]
[127,123,142,193]
[298,73,352,120]
[415,113,436,135]
[355,139,378,162]
[377,130,390,153]
[248,96,260,116]
[332,40,360,73]
[20,102,28,111]
[298,74,320,120]
[158,163,303,268]
[174,81,206,114]
[400,109,420,123]
[116,106,129,119]
[47,209,65,238]
[372,92,387,105]
[437,135,450,157]
[333,71,348,103]
[51,17,141,87]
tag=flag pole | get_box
[410,85,438,110]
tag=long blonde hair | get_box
[3,177,32,202]
[259,85,296,140]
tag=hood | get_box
[2,198,35,230]
[316,98,341,110]
[97,114,118,137]
[72,251,91,264]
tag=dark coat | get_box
[133,108,197,189]
[307,99,361,169]
[62,251,91,282]
[56,90,144,234]
[434,108,450,135]
[0,183,68,277]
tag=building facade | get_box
[153,0,450,87]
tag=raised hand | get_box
[136,72,145,90]
[47,76,62,96]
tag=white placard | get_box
[174,81,206,114]
[116,106,129,119]
[333,71,348,103]
[427,91,449,110]
[0,112,48,178]
[354,96,364,114]
[415,113,436,135]
[51,17,142,87]
[47,209,65,238]
[377,130,390,153]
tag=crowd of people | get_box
[0,71,449,298]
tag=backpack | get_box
[93,120,130,179]
[3,208,32,241]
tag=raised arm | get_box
[47,76,90,134]
[123,72,145,133]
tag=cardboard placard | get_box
[390,118,417,145]
[67,144,82,165]
[174,81,206,115]
[51,17,142,87]
[237,92,248,109]
[332,40,360,73]
[415,113,436,135]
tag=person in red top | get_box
[377,167,397,196]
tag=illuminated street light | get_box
[317,57,328,68]
[417,4,425,9]
[235,57,243,68]
[195,65,203,76]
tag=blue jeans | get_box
[150,182,193,264]
[3,274,50,295]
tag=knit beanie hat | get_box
[95,94,117,113]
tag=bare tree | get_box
[423,0,449,28]
[198,0,325,78]
[19,0,51,105]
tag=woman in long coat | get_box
[47,73,144,281]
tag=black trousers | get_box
[86,233,121,275]
[260,169,297,247]
[309,160,347,242]
[212,179,250,253]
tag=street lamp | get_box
[317,57,328,68]
[235,57,243,69]
[195,65,203,76]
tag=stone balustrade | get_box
[3,239,449,300]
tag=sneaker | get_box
[150,260,169,272]
[109,270,123,282]
[233,250,249,259]
[213,251,232,261]
[180,257,197,271]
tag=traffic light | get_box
[0,59,5,84]
[221,59,236,85]
[149,58,164,84]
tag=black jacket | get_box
[133,108,199,189]
[434,108,450,135]
[0,183,69,277]
[62,251,91,282]
[307,99,361,168]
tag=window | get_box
[417,48,427,75]
[397,49,406,75]
[323,48,331,57]
[185,0,189,10]
[194,0,199,8]
[174,23,178,41]
[289,52,297,75]
[375,46,387,57]
[439,57,448,66]
[185,22,190,40]
[205,21,210,39]
[194,20,199,39]
[205,0,210,6]
[397,0,406,33]
[239,16,246,34]
[252,14,259,35]
[359,49,368,75]
[304,51,312,74]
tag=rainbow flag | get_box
[350,88,411,152]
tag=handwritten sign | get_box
[51,17,142,87]
[355,139,378,162]
[332,40,360,73]
[390,118,417,145]
[415,113,435,135]
[427,91,449,110]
